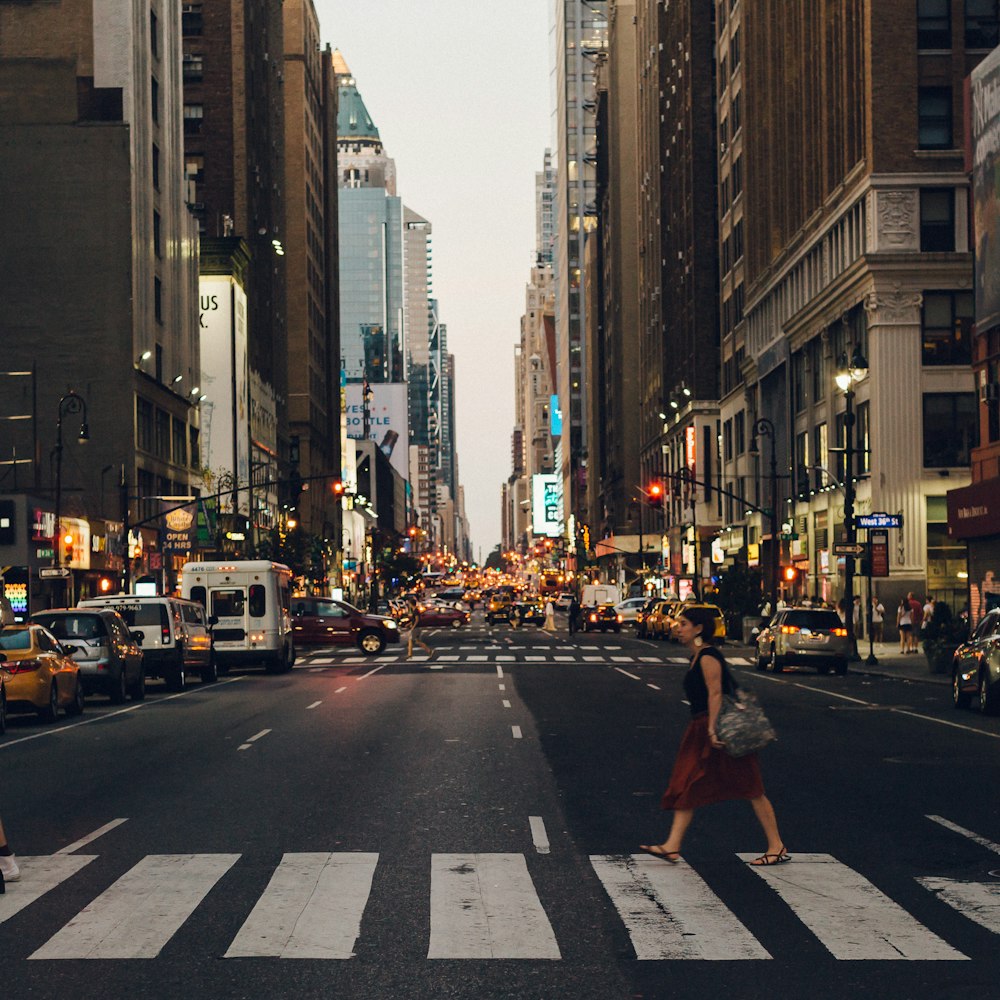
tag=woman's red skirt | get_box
[661,713,764,810]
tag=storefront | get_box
[947,477,1000,628]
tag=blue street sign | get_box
[856,512,903,529]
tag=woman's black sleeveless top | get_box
[682,646,734,716]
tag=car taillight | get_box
[781,625,800,634]
[7,658,42,674]
[162,625,170,643]
[616,615,623,622]
[589,614,597,622]
[832,627,847,637]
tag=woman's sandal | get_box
[638,846,681,864]
[749,847,790,866]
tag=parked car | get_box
[0,624,84,721]
[583,603,623,633]
[951,608,1000,714]
[79,595,214,689]
[755,607,849,674]
[615,597,649,625]
[291,596,401,655]
[418,604,470,628]
[30,608,145,703]
[670,603,727,643]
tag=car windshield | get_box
[784,611,841,629]
[0,629,32,651]
[32,614,104,639]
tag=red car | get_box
[291,597,401,655]
[418,604,470,629]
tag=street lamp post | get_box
[834,346,869,661]
[53,390,90,606]
[750,418,779,609]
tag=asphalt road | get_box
[2,616,999,999]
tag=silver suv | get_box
[755,607,850,675]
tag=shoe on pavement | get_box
[0,854,20,882]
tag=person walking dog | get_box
[640,605,788,866]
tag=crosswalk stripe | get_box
[917,877,1000,934]
[428,853,560,959]
[0,855,96,925]
[30,854,240,960]
[225,853,378,959]
[739,853,967,960]
[591,855,769,960]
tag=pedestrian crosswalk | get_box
[1,849,993,962]
[323,652,709,667]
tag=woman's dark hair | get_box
[677,605,716,641]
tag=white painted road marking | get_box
[428,854,560,959]
[739,853,966,960]
[334,686,348,694]
[31,854,240,959]
[502,699,511,708]
[0,856,96,925]
[55,819,128,856]
[918,877,1000,934]
[614,667,641,681]
[647,683,661,691]
[226,853,378,959]
[496,665,504,677]
[306,701,322,710]
[511,726,523,739]
[358,665,384,680]
[927,815,1000,854]
[498,683,506,691]
[529,817,550,855]
[591,855,769,960]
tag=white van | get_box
[182,560,294,674]
[581,583,622,609]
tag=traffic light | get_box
[782,566,798,584]
[647,482,665,507]
[62,532,74,565]
[332,479,345,496]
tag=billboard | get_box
[199,276,250,513]
[344,382,410,480]
[532,474,563,538]
[972,46,1000,331]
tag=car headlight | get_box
[385,620,398,630]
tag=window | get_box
[922,291,974,364]
[212,590,245,618]
[152,143,160,189]
[137,398,154,453]
[189,426,200,468]
[918,0,951,47]
[918,87,952,149]
[734,410,746,455]
[185,154,204,181]
[967,0,1000,48]
[183,104,204,135]
[155,408,170,459]
[920,189,955,251]
[795,431,809,495]
[731,91,742,133]
[793,350,806,412]
[154,276,162,323]
[183,54,203,82]
[856,401,871,475]
[813,423,828,489]
[153,210,161,258]
[150,9,159,58]
[189,585,206,608]
[172,417,186,464]
[151,76,159,123]
[249,585,266,619]
[729,28,740,71]
[810,338,826,401]
[723,419,733,461]
[923,393,979,466]
[731,154,743,197]
[182,2,203,35]
[733,219,744,261]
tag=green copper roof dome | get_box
[334,50,380,144]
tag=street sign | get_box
[833,543,865,556]
[857,512,903,529]
[38,567,71,579]
[869,530,890,578]
[779,532,799,541]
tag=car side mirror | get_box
[62,643,79,656]
[132,630,144,646]
[209,615,219,627]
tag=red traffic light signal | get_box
[782,566,798,583]
[331,479,344,495]
[62,532,74,564]
[646,482,664,506]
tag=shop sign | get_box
[870,530,890,578]
[31,509,55,542]
[747,542,760,567]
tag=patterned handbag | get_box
[715,676,776,758]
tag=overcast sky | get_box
[315,1,552,561]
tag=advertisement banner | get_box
[972,46,1000,331]
[162,502,195,554]
[199,276,250,513]
[531,474,563,538]
[344,382,410,480]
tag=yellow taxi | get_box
[644,600,676,640]
[0,624,85,721]
[670,603,727,642]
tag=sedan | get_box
[0,624,85,720]
[615,597,650,625]
[583,604,623,633]
[418,604,470,628]
[952,608,1000,714]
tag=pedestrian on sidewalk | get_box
[897,598,913,653]
[870,596,885,644]
[568,596,581,636]
[907,592,924,652]
[0,814,19,890]
[402,595,431,659]
[639,606,789,867]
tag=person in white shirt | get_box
[870,596,885,644]
[897,599,913,653]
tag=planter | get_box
[923,641,959,675]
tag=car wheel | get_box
[817,662,832,675]
[833,658,848,676]
[40,681,59,721]
[166,648,186,692]
[65,677,85,717]
[769,650,785,673]
[450,618,462,629]
[358,630,386,655]
[110,667,128,705]
[130,668,146,702]
[201,655,218,684]
[953,670,972,710]
[979,669,1000,716]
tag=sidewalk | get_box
[848,644,950,686]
